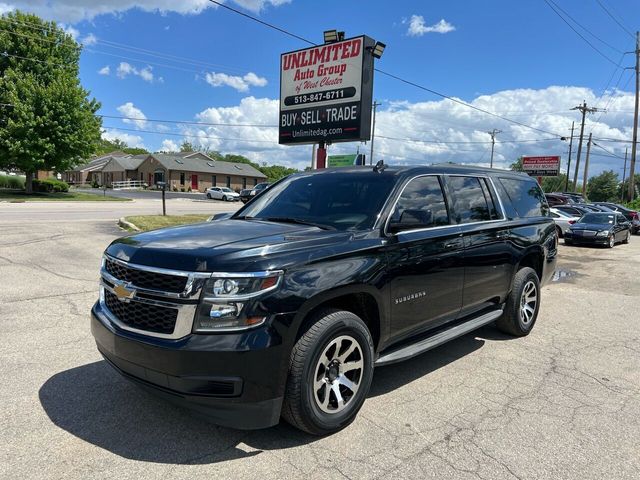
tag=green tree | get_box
[618,173,640,202]
[180,141,195,152]
[510,157,524,172]
[260,165,298,182]
[586,170,619,202]
[0,11,102,192]
[95,138,148,156]
[541,174,568,193]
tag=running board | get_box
[375,309,503,366]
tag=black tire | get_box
[564,239,573,246]
[607,234,615,248]
[556,226,563,238]
[623,231,630,244]
[495,267,540,337]
[282,309,374,435]
[206,193,211,199]
[223,195,228,202]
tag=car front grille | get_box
[105,258,188,293]
[104,290,178,334]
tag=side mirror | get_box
[207,212,232,222]
[388,209,433,233]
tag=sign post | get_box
[279,35,376,155]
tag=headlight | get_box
[193,271,283,332]
[596,230,609,237]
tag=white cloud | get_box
[116,102,147,129]
[0,3,14,15]
[406,16,456,37]
[116,62,156,83]
[205,71,268,92]
[81,33,97,45]
[169,86,635,179]
[102,129,145,149]
[98,65,110,75]
[160,139,179,152]
[61,24,79,39]
[0,0,291,23]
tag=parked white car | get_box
[205,187,240,202]
[550,207,579,237]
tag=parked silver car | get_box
[550,207,579,237]
[205,187,240,202]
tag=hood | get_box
[570,222,612,231]
[105,219,354,272]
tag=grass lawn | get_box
[0,189,130,202]
[123,214,210,232]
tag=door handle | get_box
[444,242,458,249]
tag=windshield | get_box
[235,171,397,231]
[578,213,614,225]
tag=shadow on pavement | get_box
[39,328,496,465]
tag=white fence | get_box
[111,180,147,190]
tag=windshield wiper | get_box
[261,217,336,230]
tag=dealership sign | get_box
[279,36,375,145]
[522,156,560,177]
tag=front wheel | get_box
[496,267,540,337]
[206,193,211,199]
[607,235,615,248]
[282,309,374,435]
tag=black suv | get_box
[91,165,557,435]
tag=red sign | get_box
[522,156,560,177]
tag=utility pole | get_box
[487,129,501,168]
[564,121,575,192]
[571,101,601,191]
[621,147,628,202]
[369,101,380,165]
[628,31,639,201]
[582,133,593,196]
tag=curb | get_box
[118,217,141,232]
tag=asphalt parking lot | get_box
[1,202,639,480]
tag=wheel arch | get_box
[292,285,384,353]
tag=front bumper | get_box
[91,301,290,430]
[564,233,610,246]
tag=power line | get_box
[102,125,280,145]
[99,114,278,128]
[542,0,622,67]
[207,0,315,46]
[0,51,71,68]
[595,0,635,39]
[544,0,625,54]
[207,0,566,139]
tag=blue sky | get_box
[1,0,639,179]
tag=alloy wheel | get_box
[313,335,364,414]
[609,235,615,248]
[519,280,537,326]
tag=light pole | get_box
[487,129,501,168]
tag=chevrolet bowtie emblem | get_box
[113,281,136,302]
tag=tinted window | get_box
[448,176,492,223]
[390,176,450,228]
[237,172,396,231]
[579,213,614,224]
[499,177,546,217]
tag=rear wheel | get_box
[282,309,374,435]
[223,195,228,202]
[496,267,540,337]
[623,231,630,244]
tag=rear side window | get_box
[448,176,494,224]
[499,177,547,218]
[390,176,450,228]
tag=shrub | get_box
[625,199,640,210]
[32,178,70,193]
[91,179,100,188]
[0,174,26,189]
